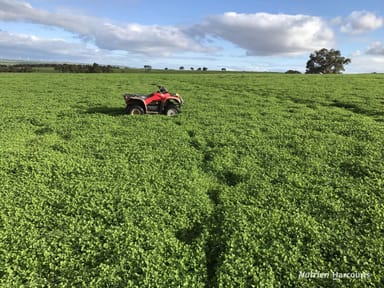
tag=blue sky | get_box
[0,0,383,72]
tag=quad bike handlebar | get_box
[158,86,168,93]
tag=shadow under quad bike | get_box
[123,86,184,116]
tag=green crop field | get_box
[0,72,383,287]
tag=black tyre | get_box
[165,104,180,116]
[126,105,144,115]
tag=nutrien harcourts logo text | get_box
[298,271,371,281]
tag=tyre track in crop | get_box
[204,187,226,288]
[187,130,227,288]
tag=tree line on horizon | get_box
[0,48,351,74]
[0,62,115,73]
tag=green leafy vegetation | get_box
[0,72,383,287]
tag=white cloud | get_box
[0,30,100,61]
[339,11,383,34]
[348,42,384,73]
[366,41,384,55]
[95,23,213,56]
[351,50,362,57]
[0,1,336,58]
[0,0,211,56]
[198,12,335,56]
[348,54,384,73]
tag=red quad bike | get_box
[123,86,184,116]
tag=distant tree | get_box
[0,65,32,73]
[190,67,194,71]
[221,68,226,71]
[285,70,301,74]
[53,63,113,73]
[90,62,101,73]
[164,67,168,70]
[144,65,152,72]
[103,65,113,73]
[306,48,351,74]
[197,67,202,71]
[179,66,184,70]
[203,67,208,71]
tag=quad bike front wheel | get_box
[165,104,180,116]
[126,105,144,115]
